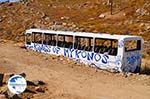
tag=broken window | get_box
[57,35,73,49]
[125,40,141,52]
[94,38,118,56]
[74,36,93,51]
[26,33,32,45]
[32,32,43,44]
[43,33,57,46]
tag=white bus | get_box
[25,29,143,73]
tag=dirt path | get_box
[0,41,150,99]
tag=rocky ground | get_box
[0,41,150,99]
[0,0,149,56]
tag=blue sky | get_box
[0,0,20,3]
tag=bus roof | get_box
[25,29,142,40]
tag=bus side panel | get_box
[25,43,121,72]
[63,48,120,71]
[25,43,62,56]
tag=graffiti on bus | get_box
[26,43,110,64]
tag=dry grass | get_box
[0,0,149,41]
[141,64,150,75]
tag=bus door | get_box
[123,39,142,72]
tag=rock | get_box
[19,72,26,78]
[59,58,63,61]
[0,74,4,86]
[99,14,105,18]
[0,85,7,94]
[3,73,14,84]
[52,57,56,60]
[31,80,45,86]
[0,18,2,22]
[79,28,85,32]
[35,86,45,93]
[51,25,64,30]
[62,22,67,26]
[145,23,150,30]
[6,90,21,99]
[44,17,50,21]
[0,94,6,99]
[61,16,70,20]
[139,23,145,27]
[61,16,65,20]
[44,57,48,60]
[54,21,63,25]
[14,42,24,47]
[123,13,126,16]
[72,24,76,28]
[136,8,149,16]
[89,17,94,20]
[41,12,47,18]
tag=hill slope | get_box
[0,0,149,41]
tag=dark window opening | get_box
[125,40,141,52]
[26,34,32,45]
[94,38,118,56]
[43,33,57,46]
[32,32,42,44]
[57,35,73,49]
[74,36,93,51]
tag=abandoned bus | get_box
[25,29,143,73]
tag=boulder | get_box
[32,80,45,86]
[35,86,45,93]
[2,73,14,84]
[19,72,26,78]
[0,18,2,22]
[0,85,7,94]
[99,14,105,18]
[0,94,6,99]
[6,90,21,99]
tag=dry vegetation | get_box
[0,0,149,40]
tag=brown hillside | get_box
[0,0,149,41]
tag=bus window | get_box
[94,38,118,56]
[43,33,57,46]
[74,36,93,51]
[125,40,141,52]
[57,35,73,49]
[26,33,32,45]
[32,32,42,44]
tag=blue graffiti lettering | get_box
[64,48,70,57]
[87,52,94,61]
[34,44,42,52]
[75,50,81,58]
[81,51,87,58]
[53,47,60,54]
[32,44,51,52]
[70,49,74,58]
[102,54,109,64]
[94,54,101,61]
[26,44,110,66]
[41,45,51,52]
[127,55,140,65]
